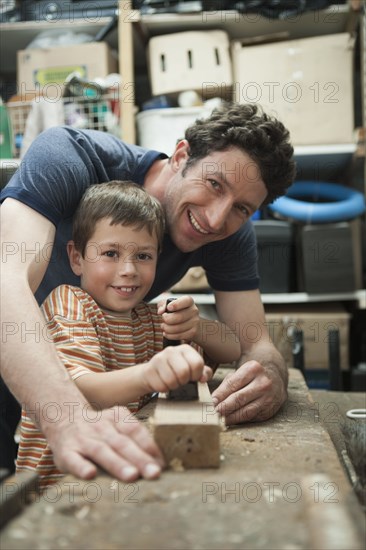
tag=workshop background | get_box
[0,0,365,393]
[1,2,366,548]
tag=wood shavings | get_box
[169,458,185,472]
[75,505,90,520]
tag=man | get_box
[1,103,295,481]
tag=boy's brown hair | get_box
[72,180,165,257]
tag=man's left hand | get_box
[211,360,287,425]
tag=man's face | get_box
[163,145,268,253]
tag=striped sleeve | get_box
[41,285,106,380]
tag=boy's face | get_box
[163,144,268,253]
[68,218,159,314]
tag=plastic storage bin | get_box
[297,219,363,293]
[137,106,213,155]
[253,220,296,293]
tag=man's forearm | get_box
[193,317,241,364]
[238,341,289,388]
[1,276,89,436]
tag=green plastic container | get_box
[0,99,13,159]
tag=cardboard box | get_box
[231,33,354,145]
[148,30,233,97]
[264,304,350,371]
[17,42,117,96]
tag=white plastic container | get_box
[136,106,213,155]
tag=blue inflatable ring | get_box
[269,181,366,223]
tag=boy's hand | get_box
[144,344,212,393]
[157,296,200,343]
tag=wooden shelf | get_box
[0,18,119,74]
[0,3,357,145]
[294,143,357,181]
[151,290,366,309]
[0,5,364,313]
[139,4,351,40]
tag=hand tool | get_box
[163,297,198,401]
[153,297,221,468]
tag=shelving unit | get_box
[128,2,364,315]
[0,3,364,313]
[151,290,366,309]
[122,3,361,141]
[0,3,362,146]
[0,18,119,73]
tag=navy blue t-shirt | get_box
[1,126,259,304]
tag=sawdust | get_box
[169,458,185,472]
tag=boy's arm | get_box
[1,199,163,480]
[42,288,152,410]
[43,293,211,410]
[74,366,151,409]
[73,346,211,409]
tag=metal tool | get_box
[163,297,198,401]
[292,328,304,374]
[163,297,180,349]
[328,328,342,391]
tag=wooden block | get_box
[152,381,222,469]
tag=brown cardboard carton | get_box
[264,304,350,370]
[148,30,233,97]
[17,42,117,97]
[231,33,354,145]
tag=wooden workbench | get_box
[1,369,365,550]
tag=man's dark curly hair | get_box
[183,103,296,205]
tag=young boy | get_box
[16,181,240,487]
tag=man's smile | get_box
[188,211,209,235]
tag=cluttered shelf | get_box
[0,142,357,162]
[151,290,366,309]
[1,4,363,199]
[0,2,352,47]
[0,18,119,74]
[1,3,358,121]
[1,3,361,146]
[137,3,352,39]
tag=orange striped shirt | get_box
[16,284,164,488]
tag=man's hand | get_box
[211,360,287,425]
[213,289,289,425]
[46,406,165,481]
